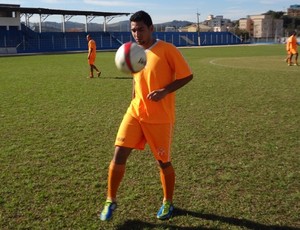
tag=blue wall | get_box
[0,29,242,53]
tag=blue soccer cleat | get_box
[156,200,174,220]
[100,200,117,221]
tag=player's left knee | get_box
[157,160,172,169]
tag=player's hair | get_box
[130,10,153,27]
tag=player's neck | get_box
[143,38,156,50]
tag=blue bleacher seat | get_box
[0,25,242,53]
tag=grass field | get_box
[0,44,299,229]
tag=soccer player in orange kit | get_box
[100,10,193,221]
[86,34,101,78]
[286,31,299,66]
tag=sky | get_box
[0,0,297,24]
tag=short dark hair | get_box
[130,10,153,27]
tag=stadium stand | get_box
[0,29,242,53]
[0,4,242,54]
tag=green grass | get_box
[0,44,299,229]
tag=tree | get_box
[264,10,300,33]
[264,10,285,19]
[232,28,250,41]
[282,15,300,32]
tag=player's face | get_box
[130,21,153,48]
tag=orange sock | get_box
[159,165,175,202]
[107,161,126,201]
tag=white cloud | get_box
[259,0,286,4]
[83,0,140,7]
[41,0,61,3]
[0,0,22,4]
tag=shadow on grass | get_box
[114,77,132,80]
[115,207,298,230]
[103,76,132,80]
[86,76,132,80]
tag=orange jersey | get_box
[127,40,192,124]
[286,35,298,53]
[88,39,97,57]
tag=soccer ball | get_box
[115,42,147,73]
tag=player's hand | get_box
[147,89,168,102]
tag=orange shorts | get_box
[115,113,174,163]
[88,56,95,65]
[290,48,298,55]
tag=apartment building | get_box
[203,15,233,32]
[287,4,300,17]
[239,14,283,39]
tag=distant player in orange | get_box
[286,31,298,66]
[86,34,101,78]
[100,11,193,221]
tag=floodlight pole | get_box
[197,12,201,46]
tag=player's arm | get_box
[164,74,193,94]
[132,79,136,99]
[286,41,290,51]
[88,47,93,59]
[147,74,193,102]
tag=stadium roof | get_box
[0,4,131,32]
[0,4,130,18]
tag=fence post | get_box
[23,35,25,51]
[38,35,40,50]
[64,34,67,49]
